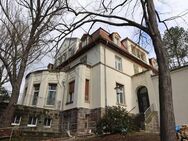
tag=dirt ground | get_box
[76,133,160,141]
[0,132,161,141]
[43,133,161,141]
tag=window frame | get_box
[27,116,38,127]
[115,55,123,71]
[44,117,52,128]
[66,80,75,104]
[32,84,40,106]
[11,115,21,126]
[85,79,90,102]
[46,83,57,106]
[115,83,125,105]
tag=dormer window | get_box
[114,36,119,45]
[112,32,121,46]
[131,45,146,62]
[81,34,90,47]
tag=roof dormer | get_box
[81,34,91,47]
[111,32,121,46]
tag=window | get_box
[11,115,21,125]
[27,116,37,127]
[114,36,120,45]
[32,84,40,106]
[46,84,57,105]
[116,83,125,105]
[115,56,122,71]
[132,45,146,62]
[85,79,89,102]
[44,118,52,128]
[67,80,75,104]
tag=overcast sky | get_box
[29,0,188,71]
[12,0,188,102]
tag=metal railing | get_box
[144,103,155,119]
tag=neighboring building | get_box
[12,28,188,134]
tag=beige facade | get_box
[19,28,188,133]
[152,66,188,125]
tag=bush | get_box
[96,106,138,135]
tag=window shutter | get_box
[85,79,89,102]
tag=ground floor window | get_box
[115,83,125,105]
[85,79,90,102]
[46,84,57,105]
[67,80,75,104]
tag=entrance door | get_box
[137,87,150,113]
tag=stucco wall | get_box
[23,42,154,114]
[152,66,188,125]
[23,71,66,110]
[132,71,159,114]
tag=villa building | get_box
[11,28,188,135]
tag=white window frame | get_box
[27,117,38,127]
[11,115,21,126]
[44,118,52,128]
[32,84,40,106]
[115,56,122,71]
[46,84,57,106]
[116,83,125,105]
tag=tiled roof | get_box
[56,27,158,74]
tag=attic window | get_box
[131,45,146,62]
[82,36,90,47]
[112,33,121,46]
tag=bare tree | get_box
[62,0,179,140]
[0,64,9,88]
[0,0,69,127]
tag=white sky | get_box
[3,0,188,101]
[30,0,188,70]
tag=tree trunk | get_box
[0,84,20,128]
[146,0,176,141]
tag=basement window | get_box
[11,115,21,126]
[27,116,38,127]
[44,118,52,128]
